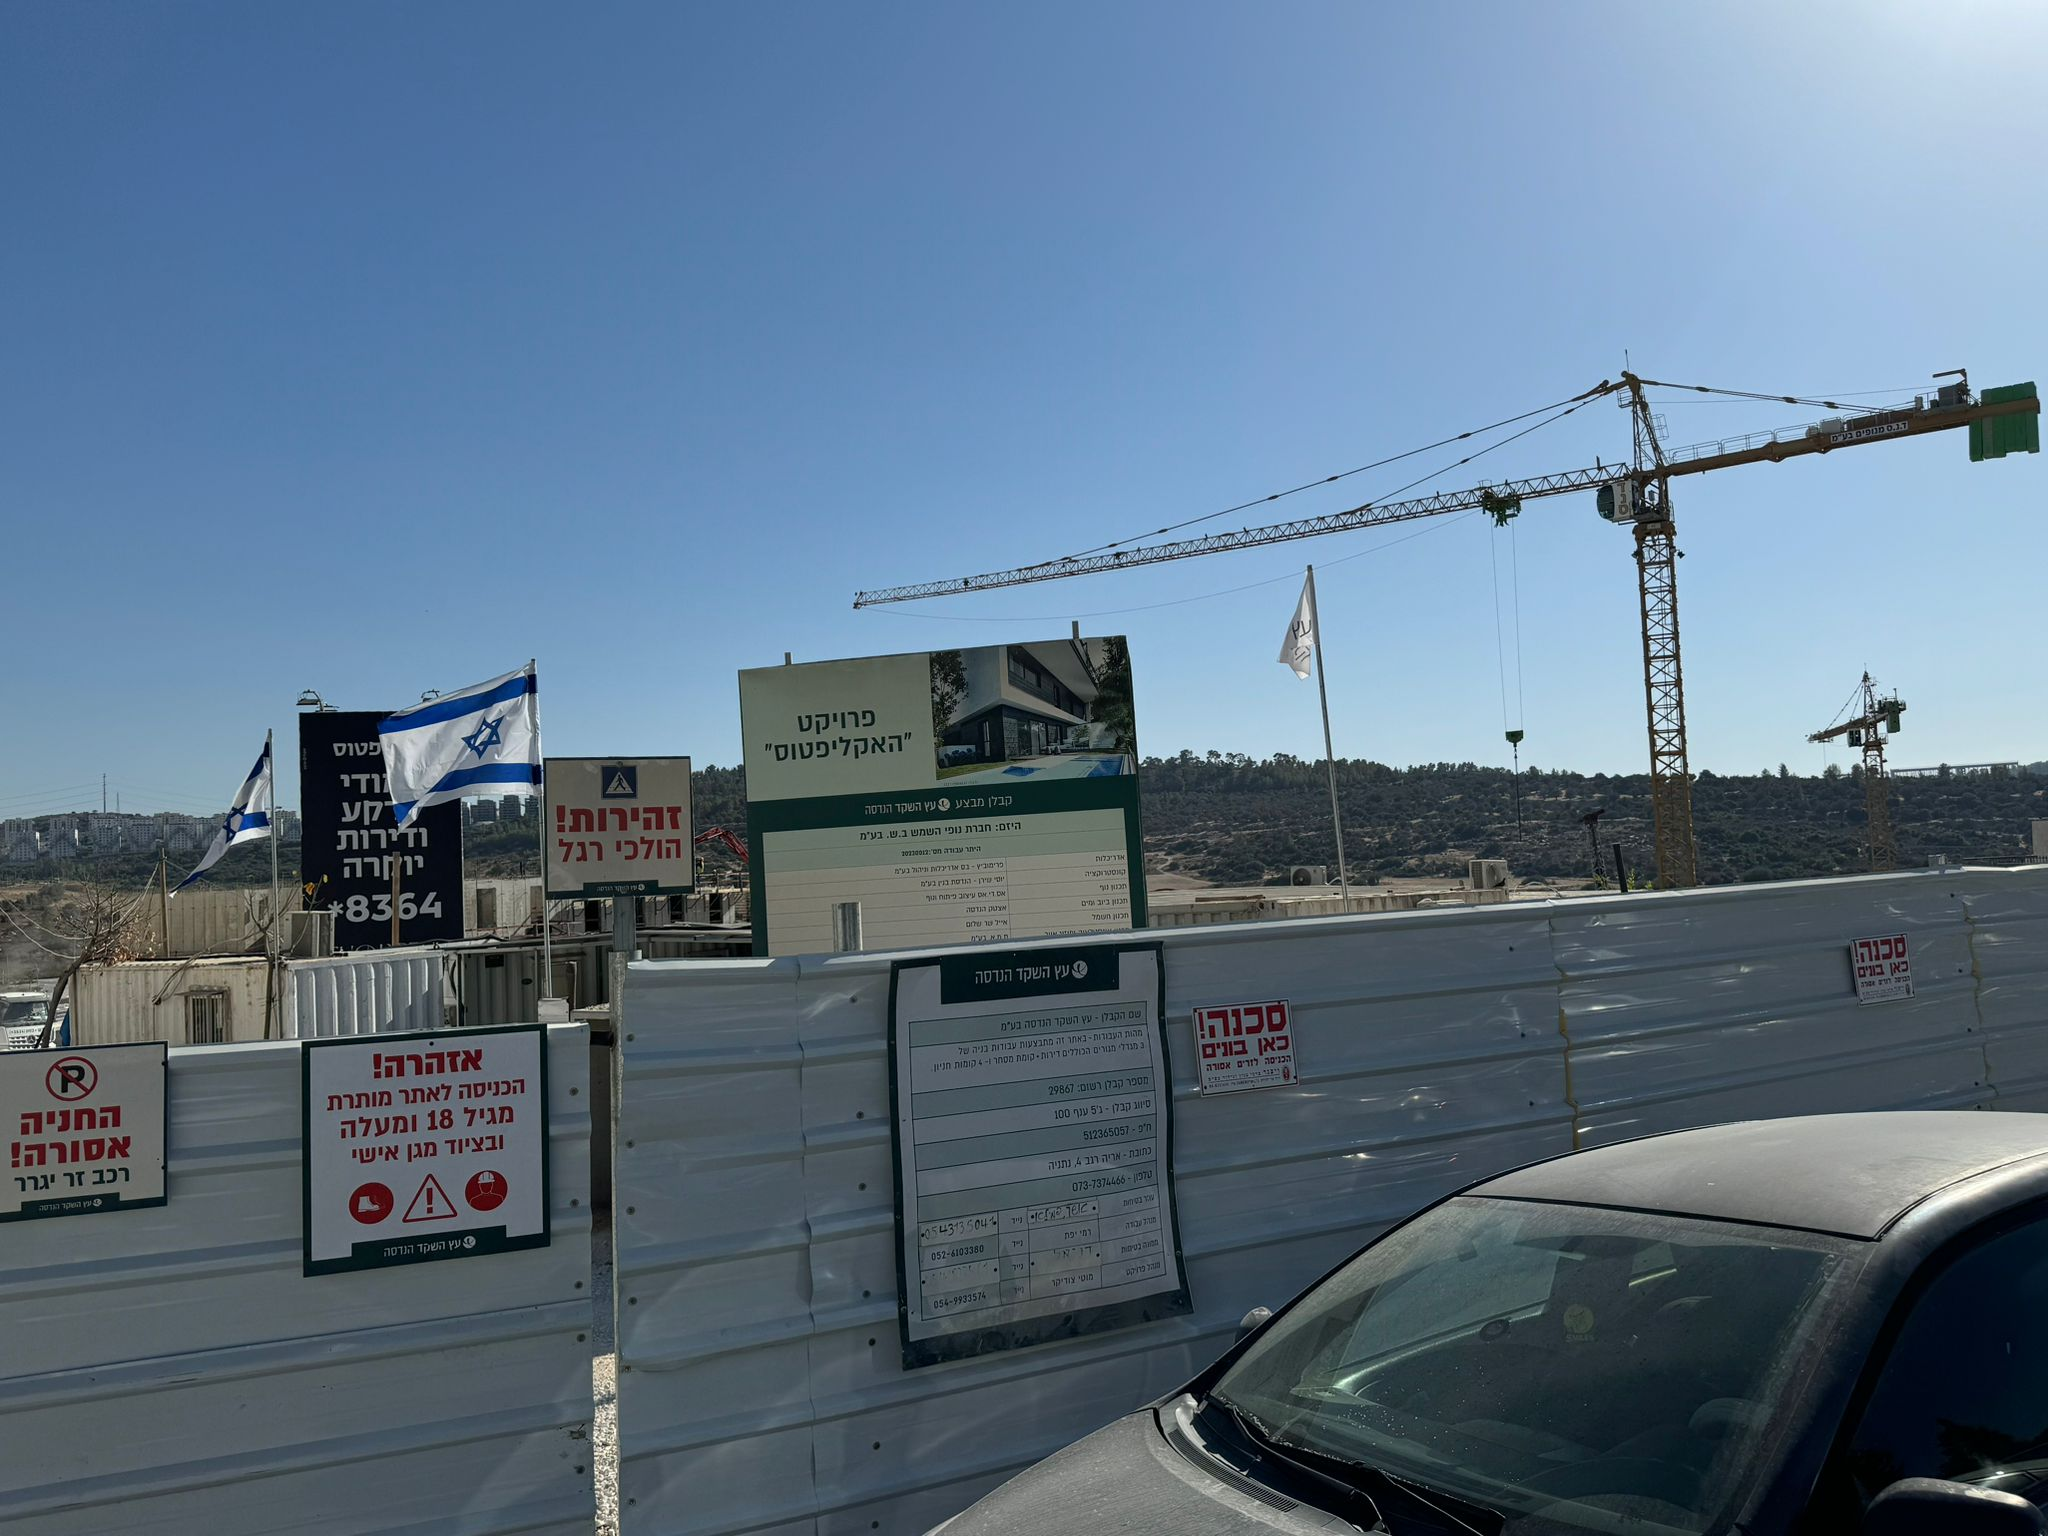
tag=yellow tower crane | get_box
[1808,673,1906,872]
[855,369,2040,889]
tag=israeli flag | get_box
[173,739,273,893]
[379,663,542,830]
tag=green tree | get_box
[928,650,967,742]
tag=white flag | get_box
[1278,573,1317,680]
[174,739,273,893]
[378,664,541,830]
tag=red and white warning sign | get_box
[1193,999,1297,1095]
[1851,933,1914,1004]
[302,1025,549,1276]
[3,1043,167,1223]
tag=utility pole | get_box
[1582,808,1606,883]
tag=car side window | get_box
[1836,1214,2048,1510]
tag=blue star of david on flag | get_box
[462,714,505,759]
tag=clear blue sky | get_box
[4,2,2042,819]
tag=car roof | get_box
[1476,1112,2048,1239]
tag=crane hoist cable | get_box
[1031,382,1620,571]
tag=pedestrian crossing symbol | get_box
[601,764,638,798]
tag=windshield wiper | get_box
[1199,1397,1387,1533]
[1206,1397,1503,1536]
[1340,1461,1502,1536]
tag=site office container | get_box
[74,950,447,1046]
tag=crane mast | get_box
[854,371,2038,890]
[1623,374,1697,888]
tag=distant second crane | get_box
[1809,674,1907,872]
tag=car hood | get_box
[938,1407,1356,1534]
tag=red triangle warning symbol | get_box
[403,1174,457,1224]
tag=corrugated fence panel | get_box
[614,960,815,1536]
[1967,873,2048,1108]
[281,951,446,1038]
[0,1027,594,1536]
[616,865,2048,1536]
[616,906,1578,1536]
[1557,873,1993,1145]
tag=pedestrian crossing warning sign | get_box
[404,1174,456,1223]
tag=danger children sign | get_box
[302,1025,549,1276]
[2,1043,167,1223]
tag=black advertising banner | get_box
[300,711,463,949]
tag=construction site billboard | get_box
[738,638,1145,957]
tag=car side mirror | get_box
[1236,1306,1272,1343]
[1866,1478,2046,1536]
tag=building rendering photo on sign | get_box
[739,637,1144,956]
[300,710,463,949]
[888,942,1188,1369]
[302,1025,548,1276]
[2,1044,167,1222]
[543,756,695,899]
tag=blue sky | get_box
[3,2,2042,819]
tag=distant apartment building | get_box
[84,813,128,855]
[1,821,38,863]
[0,808,291,864]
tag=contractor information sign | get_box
[302,1026,549,1276]
[1851,933,1914,1004]
[544,755,695,899]
[888,942,1189,1369]
[740,639,1145,956]
[2,1044,167,1222]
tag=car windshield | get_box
[1,999,50,1027]
[1210,1196,1841,1536]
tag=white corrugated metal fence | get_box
[0,1027,594,1534]
[614,866,2048,1536]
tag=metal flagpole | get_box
[267,728,281,1035]
[531,658,552,1001]
[267,730,280,950]
[1307,566,1352,902]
